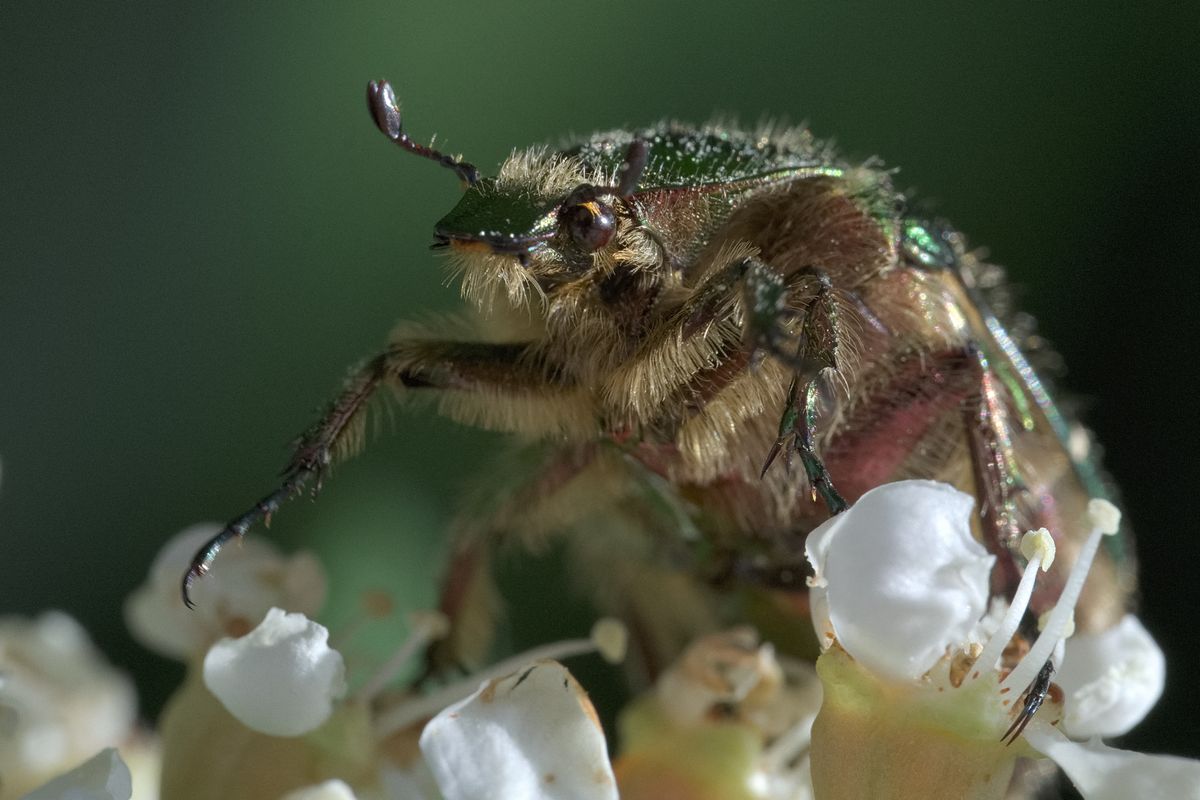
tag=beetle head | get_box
[368,81,650,309]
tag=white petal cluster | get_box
[272,658,621,800]
[805,480,994,682]
[420,660,618,800]
[807,479,1192,800]
[202,608,346,737]
[0,612,137,797]
[124,524,326,661]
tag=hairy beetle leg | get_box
[181,465,317,607]
[182,339,566,607]
[750,263,847,513]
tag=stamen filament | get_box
[356,611,449,702]
[1001,504,1119,693]
[373,618,626,737]
[760,713,817,773]
[970,529,1054,683]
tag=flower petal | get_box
[202,608,346,737]
[1056,614,1165,738]
[805,481,993,682]
[22,748,133,800]
[419,660,617,800]
[280,779,360,800]
[1025,724,1200,800]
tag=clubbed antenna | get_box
[367,80,480,186]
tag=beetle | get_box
[183,80,1134,673]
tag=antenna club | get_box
[367,79,404,141]
[365,79,480,187]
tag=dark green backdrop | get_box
[3,0,1197,762]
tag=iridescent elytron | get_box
[184,80,1133,672]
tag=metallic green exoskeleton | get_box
[184,80,1133,675]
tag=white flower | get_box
[370,619,627,799]
[420,660,618,800]
[805,480,1194,800]
[616,628,821,800]
[124,524,326,661]
[275,656,625,800]
[20,748,131,800]
[202,608,346,737]
[805,480,993,682]
[0,612,137,798]
[187,589,629,797]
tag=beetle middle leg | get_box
[763,374,848,514]
[183,339,573,605]
[613,253,847,513]
[748,263,848,514]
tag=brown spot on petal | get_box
[544,773,556,784]
[479,678,500,704]
[225,616,253,638]
[511,665,538,692]
[1001,636,1031,668]
[578,693,603,732]
[948,648,978,688]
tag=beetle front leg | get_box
[182,339,566,606]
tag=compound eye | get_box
[564,201,616,252]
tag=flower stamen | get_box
[969,528,1055,684]
[1000,500,1120,695]
[356,610,450,702]
[373,617,627,737]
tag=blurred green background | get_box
[2,0,1197,763]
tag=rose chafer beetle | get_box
[184,80,1134,684]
